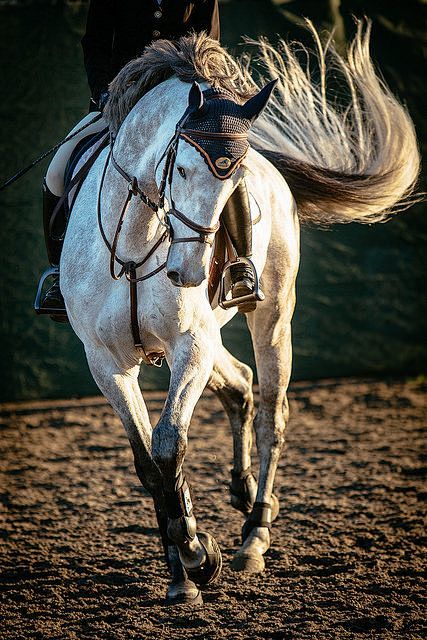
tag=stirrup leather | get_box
[34,266,67,316]
[219,257,265,310]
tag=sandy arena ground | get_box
[0,379,425,639]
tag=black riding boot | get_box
[221,180,260,313]
[36,180,68,321]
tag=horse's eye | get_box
[177,166,186,179]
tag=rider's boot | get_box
[221,180,260,313]
[38,180,68,321]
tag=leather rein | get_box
[97,106,246,364]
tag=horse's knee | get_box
[235,363,254,409]
[254,411,286,453]
[212,360,254,417]
[152,422,187,472]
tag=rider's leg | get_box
[40,179,67,314]
[40,112,107,314]
[221,179,258,313]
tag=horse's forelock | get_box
[104,32,256,135]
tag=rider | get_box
[40,0,256,317]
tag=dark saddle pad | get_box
[64,129,109,190]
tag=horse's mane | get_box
[105,24,421,225]
[104,32,256,134]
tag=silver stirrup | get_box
[218,257,265,310]
[34,266,67,316]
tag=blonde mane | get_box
[104,32,255,134]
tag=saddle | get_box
[65,129,110,212]
[34,130,110,318]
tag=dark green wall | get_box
[0,0,425,401]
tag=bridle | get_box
[96,99,248,362]
[100,109,227,266]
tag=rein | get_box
[97,102,246,361]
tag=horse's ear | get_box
[240,79,278,122]
[188,81,204,113]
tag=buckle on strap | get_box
[129,176,139,196]
[146,352,164,368]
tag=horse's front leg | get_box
[152,330,222,586]
[84,344,201,605]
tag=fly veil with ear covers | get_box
[154,79,278,245]
[178,87,251,179]
[177,80,278,180]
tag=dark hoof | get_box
[185,532,222,587]
[165,580,203,607]
[231,552,265,574]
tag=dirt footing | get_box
[0,378,425,639]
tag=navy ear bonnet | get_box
[178,87,252,180]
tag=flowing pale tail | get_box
[247,20,421,224]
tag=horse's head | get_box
[158,80,277,288]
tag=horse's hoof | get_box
[165,580,203,607]
[231,551,265,574]
[271,493,280,522]
[185,532,222,586]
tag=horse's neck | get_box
[105,79,188,254]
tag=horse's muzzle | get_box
[167,270,204,288]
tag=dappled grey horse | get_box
[60,26,419,605]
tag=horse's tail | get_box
[247,20,422,225]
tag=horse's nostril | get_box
[167,270,182,286]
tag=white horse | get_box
[60,25,420,605]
